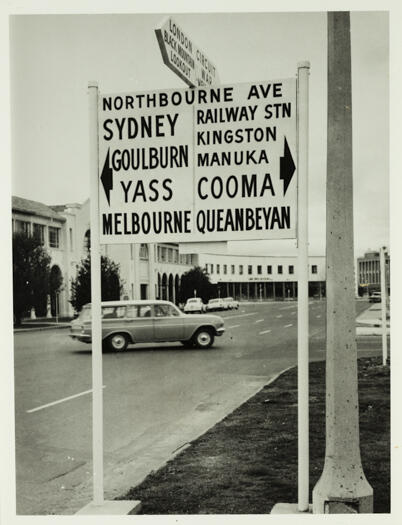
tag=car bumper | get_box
[70,333,91,343]
[215,327,225,336]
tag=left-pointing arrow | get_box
[100,149,113,205]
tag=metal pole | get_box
[88,81,104,505]
[380,247,387,365]
[297,61,310,512]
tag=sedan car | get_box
[369,291,382,303]
[70,300,224,351]
[183,297,206,314]
[206,298,226,311]
[222,297,239,310]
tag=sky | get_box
[9,8,389,257]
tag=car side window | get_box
[138,305,152,318]
[126,305,138,318]
[115,306,126,318]
[154,304,180,317]
[102,307,116,319]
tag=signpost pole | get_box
[88,81,104,506]
[380,246,388,366]
[297,61,310,512]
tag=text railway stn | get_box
[197,103,291,124]
[102,206,291,237]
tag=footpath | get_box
[355,303,390,336]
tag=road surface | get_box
[14,300,379,514]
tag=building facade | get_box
[198,252,326,301]
[357,248,390,296]
[13,195,327,317]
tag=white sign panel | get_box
[98,79,297,244]
[155,16,220,87]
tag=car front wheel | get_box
[107,333,129,352]
[193,328,214,349]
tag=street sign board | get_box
[98,79,297,244]
[155,16,220,88]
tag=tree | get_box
[178,266,216,304]
[13,232,52,326]
[70,253,123,312]
[49,265,64,317]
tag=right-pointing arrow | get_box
[280,137,296,196]
[100,149,113,205]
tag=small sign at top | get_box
[155,16,220,88]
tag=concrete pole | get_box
[312,12,373,513]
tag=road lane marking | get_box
[284,323,293,328]
[255,319,264,323]
[26,386,106,413]
[228,324,241,329]
[316,315,321,318]
[225,312,257,320]
[280,305,296,310]
[259,329,271,335]
[276,314,283,318]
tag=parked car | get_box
[183,297,206,314]
[222,297,239,310]
[206,298,226,311]
[70,300,224,350]
[369,291,382,303]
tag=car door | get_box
[125,304,154,343]
[153,303,184,342]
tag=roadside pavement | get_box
[356,303,390,336]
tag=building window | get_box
[267,265,272,274]
[239,265,243,275]
[210,264,214,274]
[49,227,60,248]
[173,249,179,263]
[231,265,235,274]
[16,220,31,235]
[223,264,227,275]
[312,265,318,274]
[278,265,283,274]
[248,265,253,275]
[257,265,262,275]
[33,223,45,244]
[69,227,73,251]
[139,244,149,260]
[289,265,294,274]
[217,264,220,274]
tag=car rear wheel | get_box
[192,328,214,349]
[107,333,129,352]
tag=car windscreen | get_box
[79,308,91,322]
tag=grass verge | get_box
[121,356,390,514]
